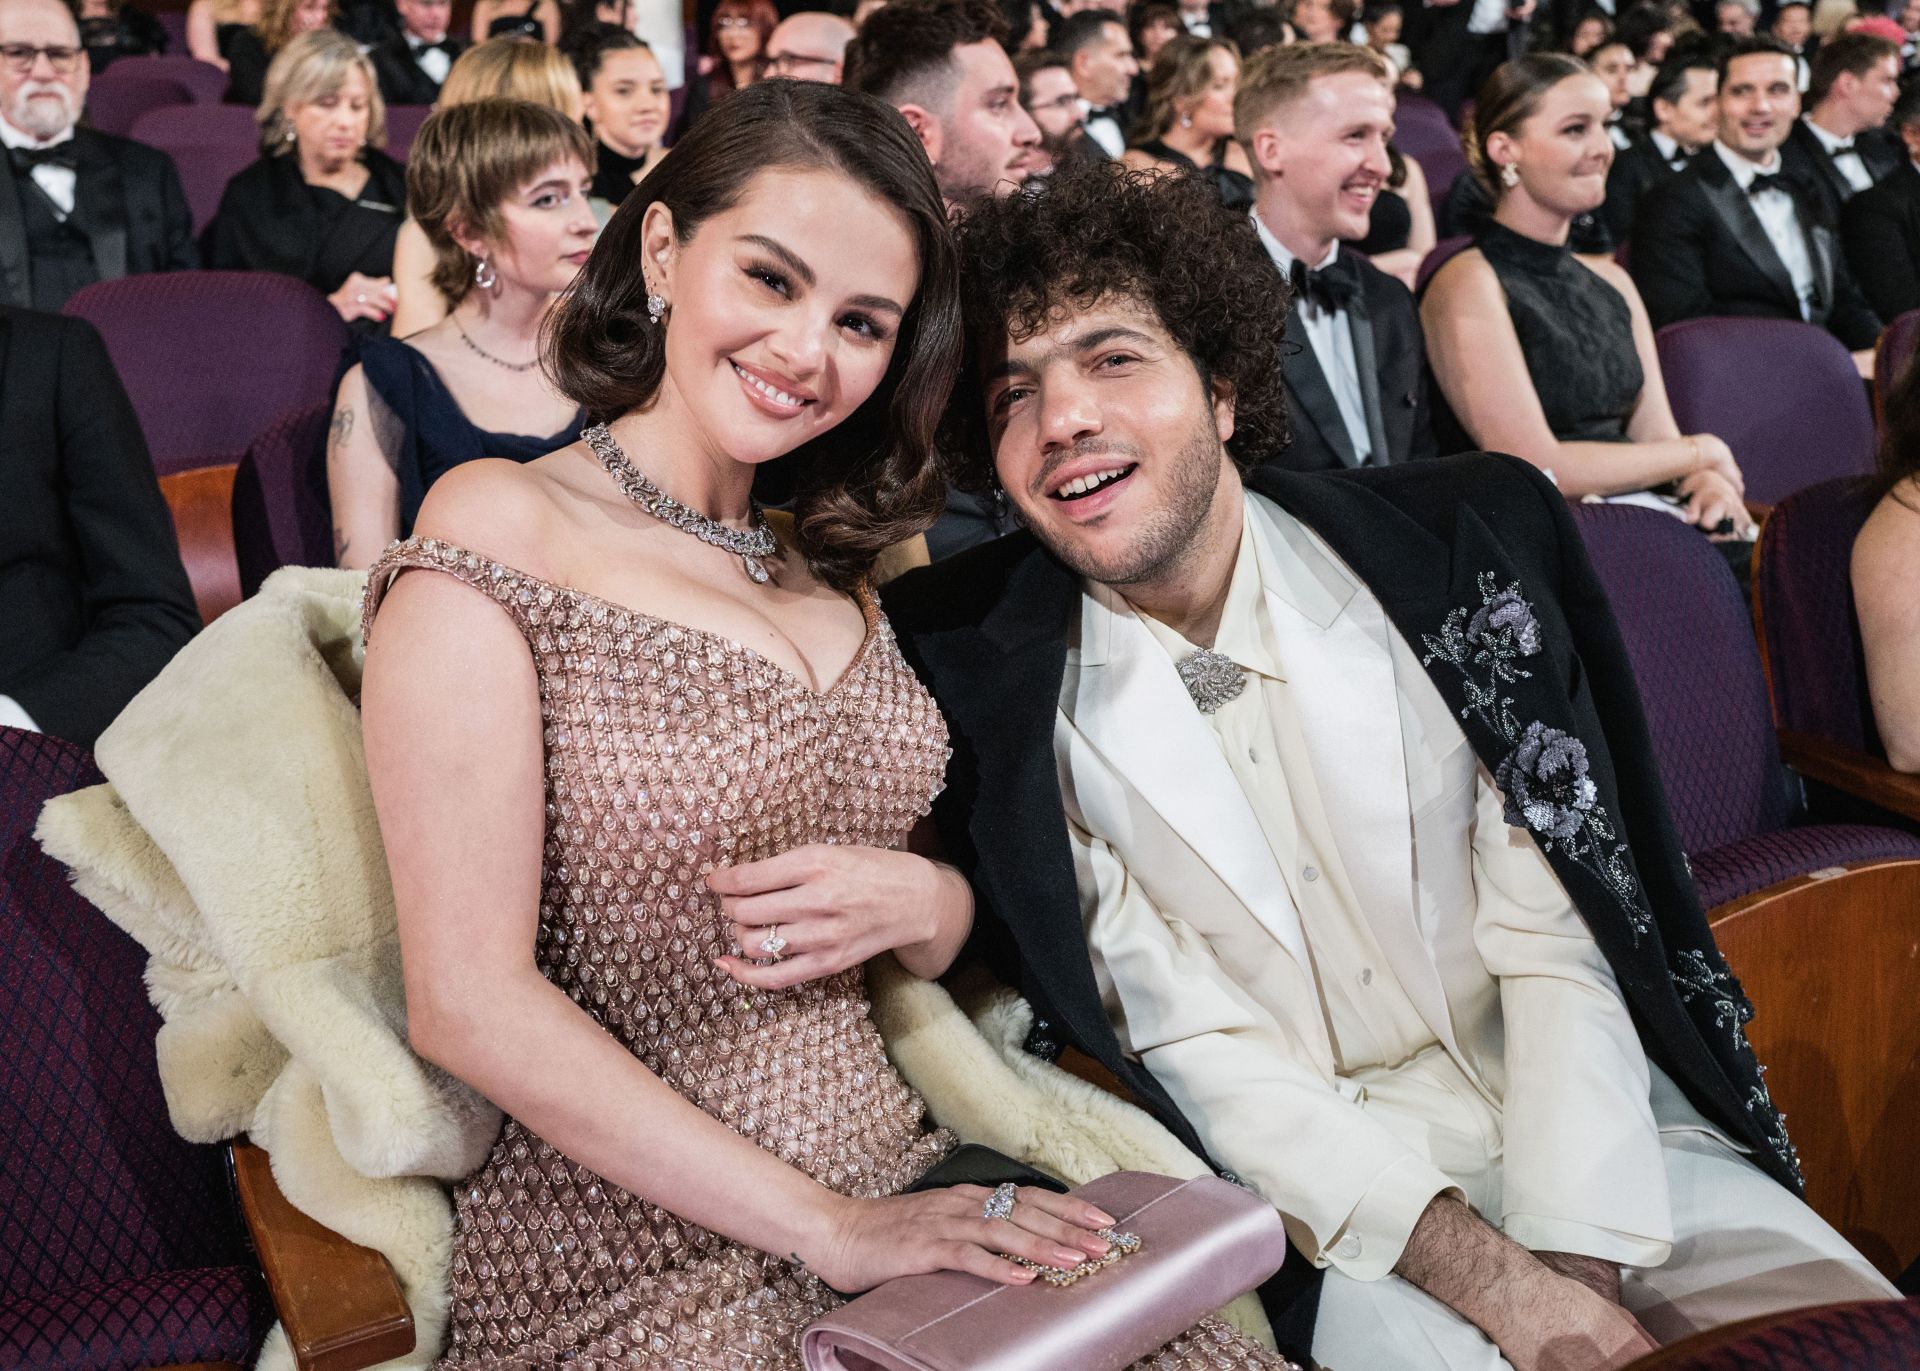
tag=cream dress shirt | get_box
[1713,140,1818,320]
[1057,495,1677,1282]
[0,113,77,217]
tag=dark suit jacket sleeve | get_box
[1630,179,1713,329]
[200,175,250,270]
[155,150,198,272]
[6,317,199,745]
[1842,187,1920,321]
[1602,151,1650,245]
[1826,241,1882,352]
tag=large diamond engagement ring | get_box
[982,1183,1018,1222]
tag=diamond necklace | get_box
[452,315,540,372]
[583,423,779,583]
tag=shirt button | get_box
[1302,865,1320,883]
[1248,746,1260,763]
[1332,1234,1363,1260]
[1359,967,1374,986]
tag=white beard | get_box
[10,83,78,141]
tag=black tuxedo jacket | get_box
[0,127,196,310]
[368,31,470,106]
[884,455,1801,1360]
[1630,146,1881,350]
[0,307,198,746]
[1781,117,1900,229]
[1603,135,1686,244]
[1269,250,1437,472]
[1841,158,1920,321]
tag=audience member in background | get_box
[468,0,559,43]
[1350,145,1435,285]
[764,10,856,81]
[1854,352,1920,771]
[1783,30,1900,224]
[1603,43,1715,240]
[77,0,167,71]
[1014,47,1089,176]
[0,305,198,749]
[1132,2,1184,63]
[1176,0,1232,38]
[1000,0,1049,50]
[1364,1,1418,81]
[1230,7,1295,54]
[1809,0,1859,43]
[574,26,667,203]
[186,0,256,69]
[844,0,1040,216]
[679,0,774,130]
[1614,4,1681,97]
[224,0,333,106]
[205,33,405,331]
[369,0,468,104]
[1841,81,1920,315]
[1589,36,1640,147]
[1898,0,1920,60]
[329,100,592,565]
[1427,55,1757,559]
[1055,8,1137,157]
[1715,0,1757,34]
[0,0,196,311]
[1564,6,1611,55]
[1293,0,1357,43]
[1123,35,1255,209]
[1771,0,1815,86]
[1411,0,1535,119]
[1240,43,1436,471]
[1633,37,1881,364]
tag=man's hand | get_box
[1536,1250,1621,1304]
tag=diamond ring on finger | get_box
[759,924,787,960]
[981,1182,1016,1222]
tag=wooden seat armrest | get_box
[1777,729,1920,826]
[1056,1046,1139,1106]
[229,1140,416,1371]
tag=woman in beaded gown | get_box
[360,80,1291,1371]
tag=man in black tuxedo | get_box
[1055,8,1136,159]
[1841,80,1920,319]
[1603,45,1718,243]
[1238,43,1436,472]
[0,306,198,747]
[885,156,1894,1371]
[0,0,195,311]
[1632,37,1881,361]
[1781,31,1901,227]
[368,0,469,107]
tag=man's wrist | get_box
[1536,1250,1622,1303]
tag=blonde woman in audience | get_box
[204,31,406,329]
[185,0,256,69]
[1422,54,1757,570]
[223,0,333,104]
[387,37,601,335]
[1853,356,1920,771]
[329,100,594,567]
[1123,36,1255,210]
[468,0,560,43]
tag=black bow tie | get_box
[1084,104,1123,124]
[1288,253,1360,311]
[8,143,75,175]
[1746,171,1786,197]
[410,35,454,54]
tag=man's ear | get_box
[1211,375,1237,446]
[897,103,944,166]
[1250,126,1284,179]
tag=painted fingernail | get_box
[1054,1248,1086,1267]
[1012,1267,1037,1282]
[1080,1236,1111,1255]
[1088,1208,1116,1226]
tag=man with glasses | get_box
[764,11,855,83]
[0,0,196,310]
[1013,49,1090,179]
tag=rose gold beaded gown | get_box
[364,537,1290,1371]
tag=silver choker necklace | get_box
[584,423,779,583]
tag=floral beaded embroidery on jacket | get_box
[1421,571,1651,941]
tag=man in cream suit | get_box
[885,162,1896,1369]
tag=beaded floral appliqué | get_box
[1670,948,1754,1052]
[1421,572,1651,941]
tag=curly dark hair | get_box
[941,160,1291,492]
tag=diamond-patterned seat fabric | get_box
[1641,1298,1920,1370]
[1688,825,1920,910]
[0,728,267,1370]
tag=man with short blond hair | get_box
[1234,42,1435,472]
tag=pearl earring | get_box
[1500,162,1520,188]
[1180,113,1193,128]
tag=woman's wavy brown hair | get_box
[1131,34,1239,146]
[543,79,962,593]
[942,159,1291,492]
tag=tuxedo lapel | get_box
[71,132,127,286]
[1697,159,1801,313]
[0,173,27,308]
[1343,288,1391,466]
[1281,313,1360,468]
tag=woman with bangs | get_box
[328,99,595,568]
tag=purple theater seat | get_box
[64,272,349,477]
[0,728,266,1371]
[1752,476,1883,754]
[384,103,431,161]
[1416,234,1471,294]
[85,70,196,137]
[1656,317,1876,507]
[157,10,190,57]
[232,402,334,596]
[1627,1299,1920,1371]
[1393,96,1467,229]
[95,53,229,102]
[1873,308,1920,419]
[1568,502,1920,907]
[128,102,259,236]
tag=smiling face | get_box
[290,63,371,172]
[1248,68,1395,246]
[1490,71,1613,214]
[584,45,669,156]
[0,0,85,141]
[1717,49,1797,159]
[982,293,1238,589]
[1771,4,1809,45]
[647,167,920,468]
[1182,45,1239,140]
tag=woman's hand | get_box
[803,1185,1119,1294]
[329,272,396,325]
[1688,433,1744,496]
[708,844,972,989]
[1676,469,1755,540]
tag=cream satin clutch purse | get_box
[799,1171,1290,1371]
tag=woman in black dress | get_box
[204,30,406,330]
[572,24,669,205]
[222,0,334,103]
[1122,35,1255,212]
[1422,55,1755,557]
